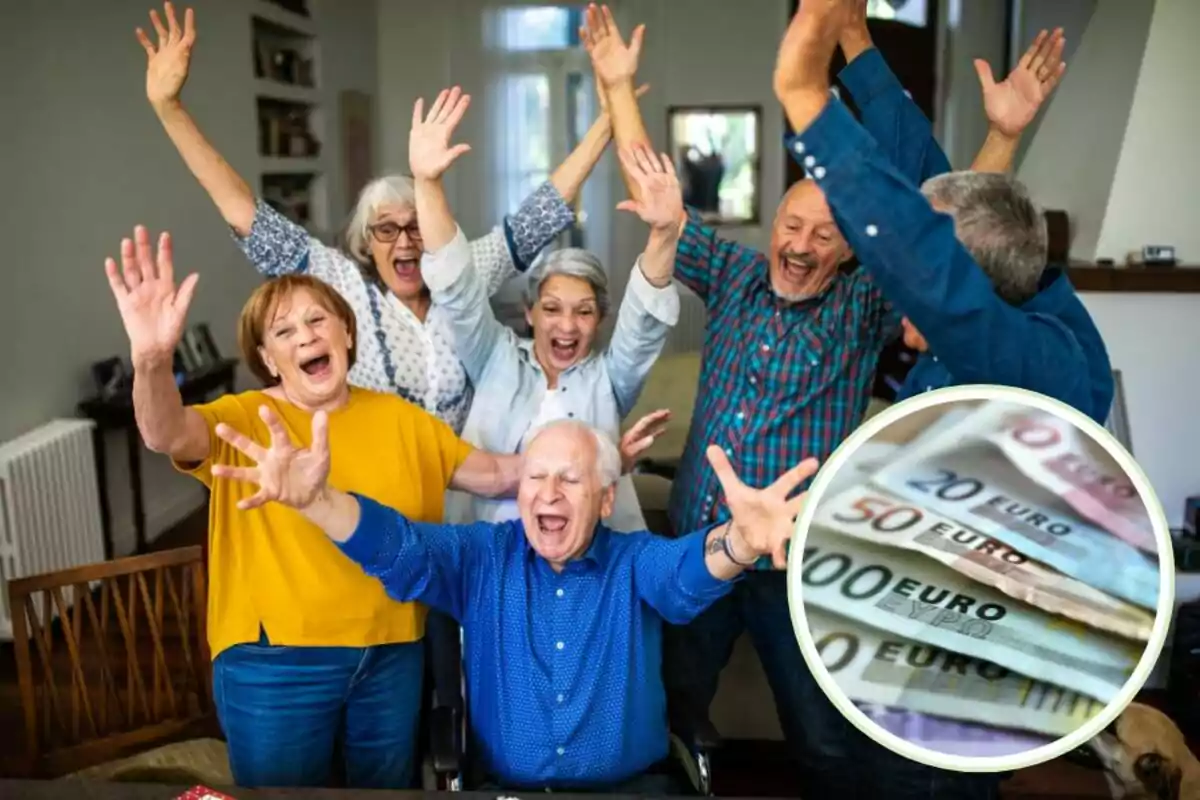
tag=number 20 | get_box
[906,468,983,501]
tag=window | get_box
[867,0,929,28]
[486,6,592,248]
[484,6,582,52]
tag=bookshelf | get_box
[251,0,327,237]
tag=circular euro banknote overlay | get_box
[785,384,1176,774]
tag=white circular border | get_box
[786,383,1177,774]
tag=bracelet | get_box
[720,525,758,567]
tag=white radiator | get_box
[0,419,106,640]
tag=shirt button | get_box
[556,641,564,650]
[814,166,827,180]
[804,155,816,168]
[557,747,565,756]
[706,494,714,503]
[866,224,878,237]
[557,694,565,703]
[793,141,805,155]
[556,588,564,597]
[749,376,757,385]
[762,344,770,352]
[725,448,733,457]
[736,412,744,421]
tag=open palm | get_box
[579,4,644,88]
[616,145,683,230]
[104,226,198,365]
[136,2,196,108]
[409,87,472,181]
[978,28,1066,138]
[708,447,819,569]
[212,407,331,511]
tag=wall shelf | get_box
[1066,265,1200,293]
[252,3,315,37]
[254,78,318,105]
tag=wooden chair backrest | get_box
[7,546,213,777]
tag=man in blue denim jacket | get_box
[786,6,1113,424]
[773,1,1114,798]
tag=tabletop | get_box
[0,781,737,800]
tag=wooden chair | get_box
[8,546,228,782]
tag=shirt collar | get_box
[520,520,610,569]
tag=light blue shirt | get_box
[423,227,681,532]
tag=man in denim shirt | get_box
[582,2,1084,796]
[772,1,1113,797]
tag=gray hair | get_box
[522,419,621,488]
[523,248,611,319]
[920,171,1048,305]
[342,174,416,267]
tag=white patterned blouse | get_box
[231,182,577,434]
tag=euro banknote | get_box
[868,429,1159,610]
[811,484,1154,641]
[806,607,1105,738]
[797,526,1144,703]
[973,403,1156,553]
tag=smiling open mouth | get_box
[300,354,331,378]
[549,338,579,362]
[537,514,569,535]
[781,254,815,282]
[393,257,419,278]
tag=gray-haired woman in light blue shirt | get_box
[409,87,685,533]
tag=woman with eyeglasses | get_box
[138,2,630,433]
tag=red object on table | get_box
[175,787,237,800]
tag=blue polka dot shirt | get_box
[337,494,735,788]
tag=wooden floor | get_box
[0,505,1170,796]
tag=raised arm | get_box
[411,89,509,383]
[104,226,210,463]
[449,451,523,499]
[776,5,1087,394]
[137,4,255,235]
[208,410,484,621]
[970,29,1067,173]
[635,448,819,622]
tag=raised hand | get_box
[105,226,198,366]
[708,447,820,569]
[409,87,472,181]
[579,4,644,89]
[136,2,196,110]
[977,28,1067,139]
[619,409,671,474]
[615,145,683,231]
[774,0,853,100]
[211,406,331,511]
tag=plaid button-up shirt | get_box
[666,218,900,561]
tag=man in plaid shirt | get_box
[583,2,1081,796]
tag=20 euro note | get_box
[975,403,1156,554]
[811,484,1154,642]
[797,526,1144,704]
[869,435,1159,610]
[806,607,1105,738]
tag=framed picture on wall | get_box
[667,105,762,226]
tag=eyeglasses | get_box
[368,221,422,243]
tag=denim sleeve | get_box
[336,493,488,622]
[785,99,1086,392]
[633,525,735,625]
[837,48,952,185]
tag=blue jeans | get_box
[662,571,1003,799]
[212,630,424,789]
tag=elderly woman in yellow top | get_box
[103,226,522,790]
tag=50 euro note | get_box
[805,607,1105,738]
[797,526,1144,704]
[868,431,1160,611]
[810,484,1154,642]
[972,402,1156,554]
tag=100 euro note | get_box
[811,484,1154,642]
[798,526,1144,703]
[805,606,1104,738]
[972,402,1156,553]
[868,428,1160,610]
